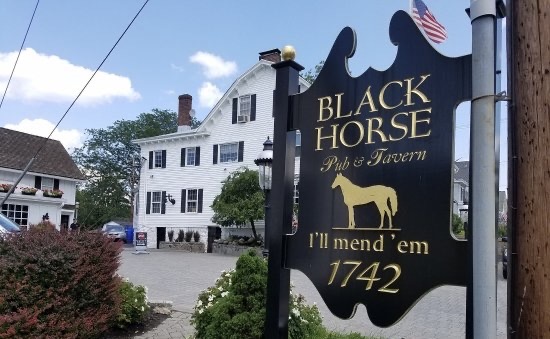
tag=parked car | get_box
[0,212,21,236]
[103,225,127,243]
[502,236,508,279]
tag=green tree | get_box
[211,168,264,240]
[73,109,193,227]
[301,60,325,84]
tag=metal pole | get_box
[265,52,302,338]
[263,188,271,258]
[470,0,497,337]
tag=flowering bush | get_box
[114,279,150,329]
[191,250,323,339]
[29,220,56,230]
[20,187,38,194]
[43,189,64,197]
[0,183,13,192]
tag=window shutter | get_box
[181,148,186,167]
[161,150,167,168]
[34,176,42,189]
[148,151,153,169]
[198,189,203,213]
[238,141,244,162]
[232,97,238,124]
[53,179,59,190]
[181,189,186,213]
[250,94,256,121]
[213,144,218,164]
[146,192,151,214]
[195,147,200,166]
[161,191,166,214]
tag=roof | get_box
[0,128,85,180]
[455,161,469,183]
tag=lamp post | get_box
[254,137,273,257]
[75,202,79,221]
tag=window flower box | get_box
[0,183,13,193]
[20,187,38,196]
[43,189,63,198]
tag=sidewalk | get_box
[118,248,507,338]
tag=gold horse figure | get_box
[331,173,398,229]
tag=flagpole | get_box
[409,0,413,14]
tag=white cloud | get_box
[0,48,140,105]
[190,51,237,79]
[198,82,222,108]
[4,118,82,151]
[170,63,185,72]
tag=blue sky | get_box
[0,0,507,190]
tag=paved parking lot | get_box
[118,248,507,338]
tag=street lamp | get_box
[75,202,79,221]
[254,137,273,257]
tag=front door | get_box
[61,215,70,232]
[156,227,166,249]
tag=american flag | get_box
[412,0,447,44]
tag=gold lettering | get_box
[404,75,431,106]
[365,117,388,144]
[360,239,371,251]
[350,239,360,250]
[409,241,429,254]
[315,125,339,151]
[389,112,409,141]
[367,148,387,166]
[320,156,338,172]
[334,92,352,119]
[410,108,431,138]
[373,234,384,251]
[333,238,349,250]
[340,121,364,148]
[318,96,333,122]
[413,150,427,161]
[379,80,403,109]
[355,86,378,114]
[397,240,408,253]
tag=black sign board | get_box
[286,11,471,327]
[135,231,147,247]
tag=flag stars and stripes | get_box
[412,0,448,44]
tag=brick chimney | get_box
[258,49,281,63]
[178,94,192,132]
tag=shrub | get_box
[452,213,464,235]
[177,229,185,242]
[114,280,150,329]
[0,228,122,338]
[193,231,200,242]
[185,230,193,243]
[167,229,175,242]
[29,220,56,230]
[191,250,323,339]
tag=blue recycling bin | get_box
[124,225,134,244]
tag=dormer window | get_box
[232,94,256,124]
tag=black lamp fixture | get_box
[165,194,176,205]
[254,137,273,190]
[254,136,274,257]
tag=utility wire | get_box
[0,0,40,111]
[1,0,150,207]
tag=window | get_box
[295,131,301,157]
[187,189,198,213]
[154,151,163,168]
[2,203,29,226]
[149,150,166,169]
[220,143,238,163]
[151,191,161,214]
[232,94,256,124]
[186,148,196,166]
[42,177,54,191]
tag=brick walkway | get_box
[118,248,507,338]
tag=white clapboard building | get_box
[133,50,308,248]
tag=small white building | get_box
[0,128,85,230]
[133,49,308,248]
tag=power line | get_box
[1,0,150,206]
[35,0,150,159]
[0,0,40,111]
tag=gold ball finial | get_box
[281,45,296,61]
